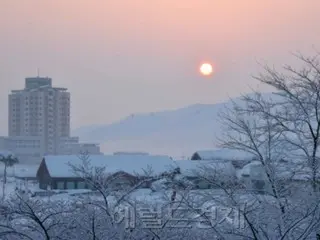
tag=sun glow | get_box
[199,63,213,76]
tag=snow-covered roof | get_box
[113,152,149,156]
[174,160,236,177]
[14,165,39,178]
[43,154,176,178]
[277,164,320,181]
[192,149,255,161]
[238,161,320,181]
[237,161,261,178]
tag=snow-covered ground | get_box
[0,164,39,178]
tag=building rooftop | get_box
[25,77,52,89]
[41,154,177,178]
[174,160,236,177]
[191,149,256,161]
[10,76,68,93]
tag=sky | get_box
[0,0,320,135]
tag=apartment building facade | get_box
[1,77,101,163]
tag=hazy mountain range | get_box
[72,93,275,158]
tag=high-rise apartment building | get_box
[1,76,101,163]
[8,77,70,155]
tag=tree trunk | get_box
[2,164,7,200]
[119,223,124,240]
[4,163,7,185]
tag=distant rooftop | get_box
[10,76,68,93]
[113,151,149,156]
[42,154,176,177]
[191,149,256,161]
[25,77,52,89]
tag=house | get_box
[191,149,255,168]
[36,154,176,190]
[238,160,320,194]
[173,160,237,189]
[237,161,269,193]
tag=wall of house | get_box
[49,174,137,190]
[51,178,89,190]
[190,153,201,160]
[37,161,52,190]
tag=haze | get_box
[1,0,320,135]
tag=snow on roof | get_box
[193,149,255,161]
[14,165,39,178]
[113,152,149,156]
[174,160,236,177]
[277,164,320,181]
[237,161,261,178]
[238,161,320,181]
[43,154,177,178]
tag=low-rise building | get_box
[0,135,101,163]
[57,137,101,155]
[238,160,320,193]
[191,149,255,168]
[0,136,43,163]
[174,160,237,189]
[36,154,176,190]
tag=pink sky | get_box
[0,0,320,133]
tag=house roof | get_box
[237,161,261,177]
[174,160,236,177]
[193,149,255,161]
[14,165,39,178]
[239,161,320,181]
[42,154,177,178]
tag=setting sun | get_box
[199,63,213,76]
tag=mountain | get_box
[72,93,276,158]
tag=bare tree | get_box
[0,194,76,240]
[183,162,320,239]
[243,52,320,192]
[212,52,320,239]
[67,152,181,239]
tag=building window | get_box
[77,181,86,189]
[56,181,64,190]
[66,181,75,189]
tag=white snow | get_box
[14,164,39,178]
[0,164,38,178]
[44,154,177,178]
[193,148,255,161]
[174,160,236,177]
[238,160,320,181]
[236,161,261,178]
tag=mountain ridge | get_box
[72,92,277,157]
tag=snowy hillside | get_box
[72,93,277,158]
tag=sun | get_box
[199,63,213,76]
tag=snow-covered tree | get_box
[211,52,320,239]
[0,152,18,200]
